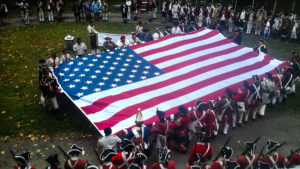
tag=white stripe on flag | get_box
[108,59,282,134]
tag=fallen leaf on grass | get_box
[19,133,24,137]
[1,110,5,114]
[1,151,5,155]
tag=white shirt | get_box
[153,32,164,40]
[171,26,182,34]
[116,39,130,49]
[47,57,60,68]
[136,25,143,34]
[60,53,72,63]
[87,25,97,35]
[73,42,87,56]
[129,37,143,46]
[292,23,298,32]
[97,135,122,151]
[240,11,246,20]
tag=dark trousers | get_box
[90,34,97,50]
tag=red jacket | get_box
[209,160,224,169]
[151,120,171,136]
[152,160,176,169]
[237,154,258,169]
[232,89,250,102]
[288,152,300,166]
[171,117,189,137]
[64,158,87,169]
[260,153,286,169]
[99,162,117,169]
[188,143,213,164]
[111,152,135,169]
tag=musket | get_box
[93,146,102,165]
[57,145,70,160]
[213,136,231,161]
[240,136,261,156]
[253,146,265,169]
[9,147,19,166]
[267,141,286,155]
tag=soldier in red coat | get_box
[188,131,212,165]
[260,140,286,169]
[236,141,259,169]
[287,150,300,168]
[232,81,250,125]
[170,105,190,153]
[188,100,207,134]
[152,147,176,169]
[129,151,148,169]
[86,162,99,169]
[45,154,60,169]
[151,109,171,150]
[273,67,284,104]
[205,101,217,138]
[111,139,135,169]
[14,152,36,169]
[64,144,87,169]
[185,154,210,169]
[99,149,117,169]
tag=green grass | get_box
[0,22,159,137]
[0,21,299,137]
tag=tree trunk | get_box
[252,0,255,9]
[292,0,296,11]
[272,0,277,16]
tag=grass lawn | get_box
[0,21,299,138]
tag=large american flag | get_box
[54,28,289,134]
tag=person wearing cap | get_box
[47,52,60,68]
[170,105,189,153]
[245,75,262,121]
[97,127,122,152]
[73,37,87,57]
[138,29,154,42]
[99,149,117,169]
[187,131,212,165]
[103,36,117,51]
[111,139,135,169]
[151,147,176,169]
[45,154,60,169]
[259,140,286,169]
[129,152,148,169]
[253,39,267,54]
[151,109,171,151]
[209,146,237,169]
[171,23,182,34]
[153,28,164,40]
[129,32,143,46]
[116,35,130,49]
[236,141,259,169]
[14,152,36,169]
[228,29,242,45]
[124,109,152,155]
[64,144,87,169]
[86,162,100,169]
[87,21,99,54]
[135,21,143,37]
[187,100,207,134]
[164,25,172,36]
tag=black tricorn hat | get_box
[105,36,112,40]
[86,162,99,169]
[67,144,83,155]
[121,138,134,149]
[156,108,166,117]
[245,142,256,154]
[45,154,59,165]
[226,161,240,169]
[100,149,117,162]
[222,146,233,160]
[15,152,31,165]
[266,140,280,153]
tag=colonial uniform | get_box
[237,142,259,169]
[14,152,36,169]
[198,7,204,28]
[103,37,117,51]
[111,139,135,169]
[259,73,276,116]
[260,140,286,169]
[187,101,207,133]
[60,52,72,64]
[129,152,148,169]
[151,109,171,149]
[129,32,144,46]
[246,12,255,34]
[232,86,250,124]
[125,109,151,154]
[64,144,87,169]
[87,23,98,51]
[188,142,213,165]
[246,75,261,120]
[47,55,60,68]
[99,149,117,169]
[45,154,60,169]
[116,36,130,49]
[152,147,176,169]
[153,28,164,40]
[273,67,284,104]
[287,151,300,168]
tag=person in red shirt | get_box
[188,100,207,134]
[64,144,87,169]
[273,67,284,104]
[99,149,117,169]
[188,131,212,165]
[236,141,259,169]
[287,150,300,168]
[205,101,217,138]
[152,147,176,169]
[260,140,286,169]
[170,105,190,153]
[45,154,60,169]
[151,109,171,150]
[111,139,135,169]
[14,152,36,169]
[129,151,148,169]
[232,81,250,126]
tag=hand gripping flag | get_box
[54,28,289,134]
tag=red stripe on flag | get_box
[81,47,255,115]
[94,56,273,130]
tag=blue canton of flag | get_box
[54,47,165,100]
